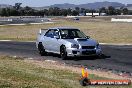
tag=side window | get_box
[45,29,54,38]
[71,31,76,36]
[61,30,68,38]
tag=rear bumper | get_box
[66,48,102,57]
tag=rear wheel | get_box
[38,43,47,56]
[60,46,67,60]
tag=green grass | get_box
[0,56,131,88]
[0,19,132,43]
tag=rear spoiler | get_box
[39,29,47,35]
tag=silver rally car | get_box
[36,27,102,59]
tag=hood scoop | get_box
[77,38,87,41]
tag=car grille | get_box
[82,50,96,55]
[82,46,95,49]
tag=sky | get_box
[0,0,132,7]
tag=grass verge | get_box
[0,19,132,43]
[0,56,131,88]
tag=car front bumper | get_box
[66,47,102,57]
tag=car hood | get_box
[63,38,98,46]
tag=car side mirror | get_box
[54,36,60,39]
[38,33,41,35]
[86,36,90,39]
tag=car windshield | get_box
[60,29,87,39]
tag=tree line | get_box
[0,3,131,16]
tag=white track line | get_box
[45,60,57,63]
[0,22,55,26]
[0,40,12,42]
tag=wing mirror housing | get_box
[54,36,60,39]
[86,36,90,39]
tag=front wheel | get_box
[60,46,67,60]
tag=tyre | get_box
[97,54,104,59]
[38,43,47,56]
[60,46,67,60]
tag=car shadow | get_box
[69,54,111,61]
[45,53,111,61]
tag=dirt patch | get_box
[24,59,132,81]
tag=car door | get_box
[43,29,54,51]
[50,29,61,53]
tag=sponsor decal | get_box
[79,67,131,86]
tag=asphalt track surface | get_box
[0,41,132,73]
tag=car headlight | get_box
[71,44,79,49]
